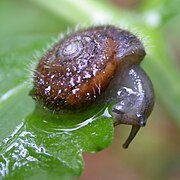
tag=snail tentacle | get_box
[123,125,140,149]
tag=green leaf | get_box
[0,105,113,179]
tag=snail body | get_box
[30,25,154,148]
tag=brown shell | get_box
[30,26,145,111]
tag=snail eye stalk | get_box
[123,125,140,149]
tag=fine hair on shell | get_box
[26,23,152,89]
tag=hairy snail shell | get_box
[30,25,155,148]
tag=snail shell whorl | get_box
[31,26,145,111]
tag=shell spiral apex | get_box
[30,25,155,149]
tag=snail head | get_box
[111,65,154,149]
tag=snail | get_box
[30,25,155,149]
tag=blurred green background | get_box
[0,0,180,179]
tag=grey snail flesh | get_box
[30,25,155,148]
